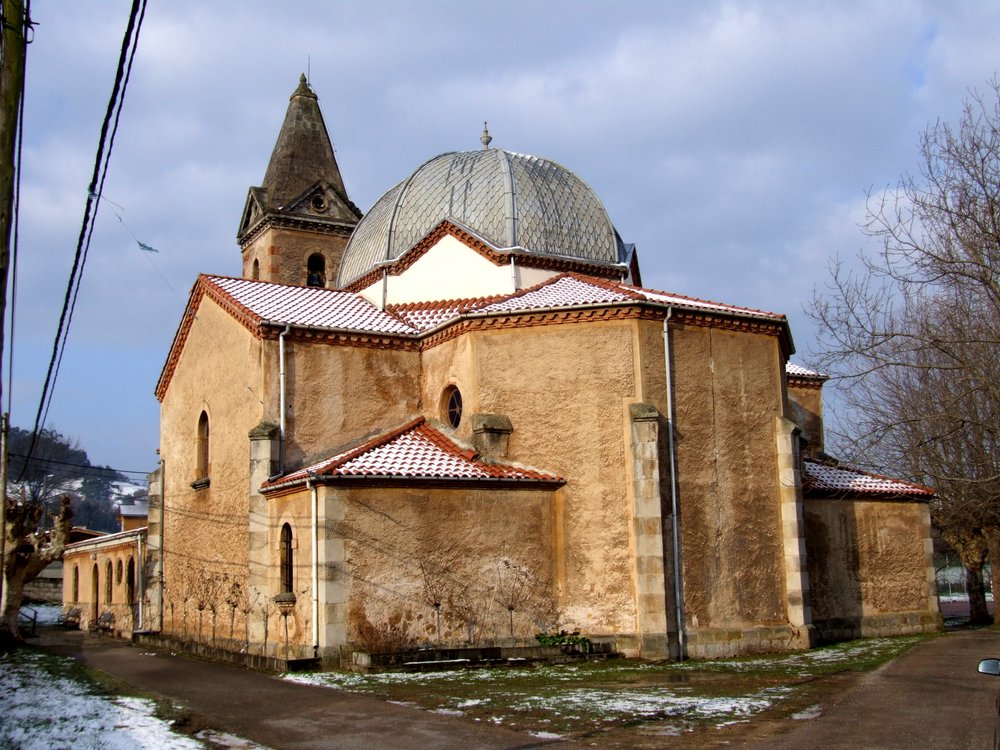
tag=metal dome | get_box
[337,148,626,287]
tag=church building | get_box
[69,76,941,664]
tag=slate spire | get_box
[261,74,348,208]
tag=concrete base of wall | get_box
[133,632,319,673]
[685,623,816,659]
[813,611,942,644]
[349,642,621,673]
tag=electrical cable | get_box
[42,0,147,431]
[20,0,146,477]
[6,0,29,415]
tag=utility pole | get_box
[0,0,28,608]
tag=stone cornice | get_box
[238,212,358,249]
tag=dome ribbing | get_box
[338,149,626,287]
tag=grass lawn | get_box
[287,635,930,747]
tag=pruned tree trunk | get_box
[984,526,1000,625]
[1,496,72,644]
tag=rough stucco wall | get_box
[261,490,314,654]
[805,498,933,622]
[159,298,262,640]
[788,384,824,454]
[279,343,420,467]
[243,227,349,288]
[443,321,639,636]
[339,486,555,646]
[671,324,787,630]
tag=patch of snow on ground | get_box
[791,704,823,720]
[0,650,202,749]
[514,686,782,720]
[194,729,270,748]
[529,730,563,739]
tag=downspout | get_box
[136,534,144,630]
[278,325,291,477]
[158,459,165,631]
[380,269,388,310]
[509,256,517,293]
[307,473,319,659]
[663,309,686,659]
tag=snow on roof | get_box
[117,501,149,517]
[205,276,417,334]
[803,459,933,498]
[263,419,563,492]
[387,295,504,332]
[205,272,784,338]
[786,362,828,379]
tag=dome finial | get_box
[480,121,492,150]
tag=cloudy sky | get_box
[11,0,999,476]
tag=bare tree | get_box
[811,80,1000,620]
[1,496,72,641]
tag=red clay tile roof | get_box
[786,362,828,379]
[262,418,563,492]
[803,459,934,498]
[206,275,417,334]
[386,295,505,332]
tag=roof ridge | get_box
[387,293,507,313]
[621,280,784,318]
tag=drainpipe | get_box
[136,534,144,630]
[509,256,517,293]
[278,325,291,476]
[380,269,388,310]
[663,309,686,659]
[158,459,165,632]
[307,473,319,659]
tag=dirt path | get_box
[34,628,568,750]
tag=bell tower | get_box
[237,75,361,287]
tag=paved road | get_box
[735,628,1000,749]
[33,627,1000,749]
[34,629,564,750]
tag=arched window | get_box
[196,411,210,482]
[306,253,326,287]
[116,559,123,584]
[442,385,462,429]
[280,523,293,593]
[72,565,79,602]
[251,258,260,280]
[126,557,136,605]
[91,564,99,620]
[105,561,113,604]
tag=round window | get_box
[442,385,462,428]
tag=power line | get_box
[7,451,149,477]
[21,0,146,475]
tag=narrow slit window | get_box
[280,523,293,593]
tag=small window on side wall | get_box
[280,523,294,594]
[251,258,260,280]
[192,410,210,489]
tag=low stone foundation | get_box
[132,632,318,673]
[684,623,815,659]
[349,642,620,673]
[813,611,942,644]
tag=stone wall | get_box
[670,323,806,657]
[804,496,940,641]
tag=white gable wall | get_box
[359,234,560,305]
